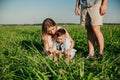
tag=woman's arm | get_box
[42,35,53,52]
[43,39,49,52]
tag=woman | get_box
[41,18,74,55]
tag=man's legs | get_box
[86,25,96,56]
[86,25,104,57]
[92,25,104,55]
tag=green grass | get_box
[0,25,120,80]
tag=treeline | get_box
[0,23,120,26]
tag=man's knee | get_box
[92,26,101,33]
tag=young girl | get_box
[41,18,74,55]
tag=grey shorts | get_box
[80,0,103,26]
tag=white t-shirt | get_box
[52,38,70,53]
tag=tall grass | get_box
[0,25,120,80]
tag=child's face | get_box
[47,26,57,35]
[56,34,66,44]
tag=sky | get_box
[0,0,120,24]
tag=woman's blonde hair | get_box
[41,18,56,40]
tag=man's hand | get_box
[100,5,107,16]
[75,7,80,15]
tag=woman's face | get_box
[47,26,57,35]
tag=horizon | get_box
[0,23,120,26]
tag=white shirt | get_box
[52,38,71,53]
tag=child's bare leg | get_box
[56,52,61,61]
[59,52,62,59]
[64,52,70,62]
[52,52,57,61]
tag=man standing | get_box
[75,0,108,58]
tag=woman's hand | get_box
[64,49,70,55]
[52,50,61,56]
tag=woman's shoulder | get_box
[57,26,62,30]
[42,34,51,41]
[57,26,67,31]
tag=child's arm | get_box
[63,38,72,55]
[52,41,60,55]
[65,29,74,53]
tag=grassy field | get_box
[0,24,120,80]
